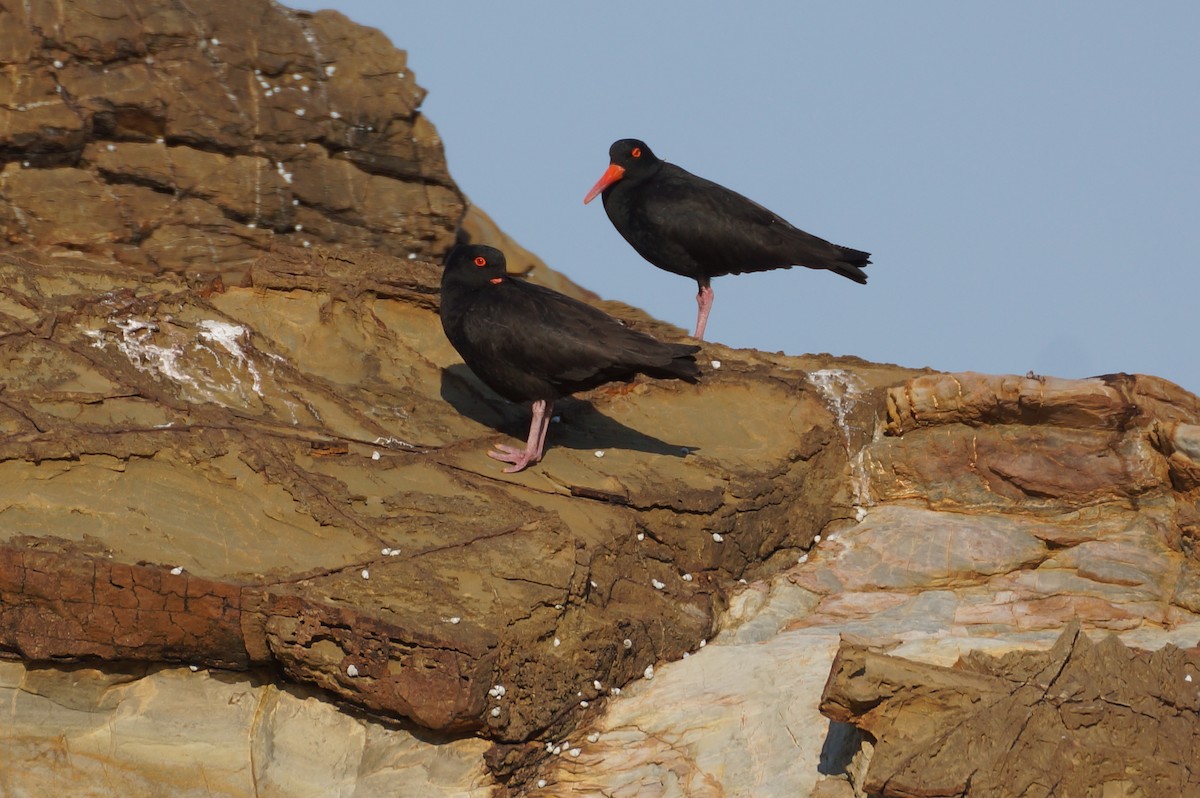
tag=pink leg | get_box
[694,284,714,340]
[488,399,554,473]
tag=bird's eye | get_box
[473,256,487,267]
[631,147,642,158]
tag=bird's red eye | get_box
[631,147,642,158]
[473,256,487,267]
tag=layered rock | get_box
[1,659,492,797]
[0,0,457,277]
[820,622,1200,797]
[3,2,1200,797]
[537,372,1200,797]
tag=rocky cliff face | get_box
[2,2,1198,797]
[1,0,457,274]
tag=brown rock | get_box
[0,235,880,744]
[0,0,458,277]
[820,622,1200,796]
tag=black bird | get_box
[584,138,871,340]
[439,244,701,472]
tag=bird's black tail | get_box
[832,246,871,284]
[642,343,701,383]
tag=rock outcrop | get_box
[1,0,455,276]
[820,622,1200,796]
[536,373,1200,797]
[2,2,1199,797]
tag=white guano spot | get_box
[346,664,358,677]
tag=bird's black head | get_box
[442,244,508,294]
[584,138,660,204]
[609,138,658,170]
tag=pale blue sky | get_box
[305,2,1199,394]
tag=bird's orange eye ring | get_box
[473,256,487,267]
[631,147,642,158]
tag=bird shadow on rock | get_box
[439,364,697,458]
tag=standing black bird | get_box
[439,244,701,472]
[584,138,871,340]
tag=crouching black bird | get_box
[439,244,700,472]
[585,138,871,340]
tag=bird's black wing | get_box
[643,165,862,277]
[459,278,696,397]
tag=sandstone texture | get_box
[2,2,1199,797]
[820,622,1200,796]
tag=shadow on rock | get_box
[440,364,696,458]
[817,720,865,776]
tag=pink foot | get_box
[488,443,540,473]
[486,398,553,473]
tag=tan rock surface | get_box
[0,659,493,797]
[3,2,1200,797]
[0,244,884,741]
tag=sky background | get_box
[302,2,1199,394]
